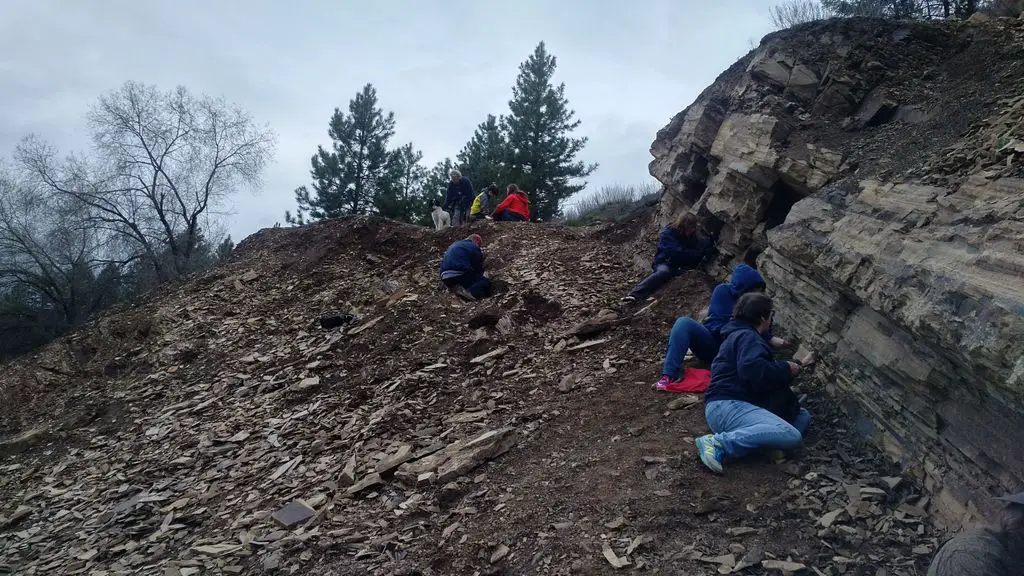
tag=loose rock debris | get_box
[0,216,942,574]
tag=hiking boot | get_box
[695,435,724,474]
[620,295,637,304]
[654,376,672,391]
[452,285,476,301]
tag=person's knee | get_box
[777,422,803,448]
[671,316,695,335]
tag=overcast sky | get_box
[0,0,775,241]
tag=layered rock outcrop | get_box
[651,16,1024,527]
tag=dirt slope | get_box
[1,216,937,575]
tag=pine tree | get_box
[502,42,596,221]
[375,143,427,223]
[457,114,508,193]
[290,84,397,222]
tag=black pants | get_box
[442,273,492,299]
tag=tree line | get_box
[770,0,1022,28]
[286,42,596,226]
[0,82,275,359]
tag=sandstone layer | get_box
[650,16,1024,527]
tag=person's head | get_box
[729,264,767,295]
[450,169,462,183]
[997,493,1024,546]
[672,213,699,238]
[487,183,498,196]
[733,292,774,334]
[507,184,521,195]
[468,234,482,247]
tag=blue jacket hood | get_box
[728,264,765,295]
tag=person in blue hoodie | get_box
[621,213,714,303]
[443,170,475,226]
[440,234,491,300]
[654,263,788,390]
[695,292,815,474]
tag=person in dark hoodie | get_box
[695,293,815,474]
[654,263,788,390]
[621,213,714,303]
[926,491,1024,576]
[444,170,475,226]
[439,234,491,300]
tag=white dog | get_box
[431,206,451,231]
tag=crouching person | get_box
[927,492,1024,576]
[656,263,769,390]
[622,213,714,303]
[695,293,814,474]
[440,234,492,301]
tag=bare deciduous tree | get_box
[770,0,834,28]
[16,82,275,282]
[0,170,117,329]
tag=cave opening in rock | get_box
[764,180,803,230]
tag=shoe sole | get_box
[695,437,724,474]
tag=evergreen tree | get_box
[457,114,508,193]
[291,84,397,222]
[502,42,596,221]
[376,143,427,223]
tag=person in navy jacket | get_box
[654,263,790,390]
[439,234,491,300]
[622,213,714,303]
[695,293,815,474]
[444,170,475,226]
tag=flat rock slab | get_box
[271,500,315,528]
[0,429,46,457]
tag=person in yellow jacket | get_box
[470,184,499,221]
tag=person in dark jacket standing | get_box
[444,170,474,226]
[621,213,714,303]
[439,234,491,300]
[695,293,814,474]
[655,264,790,390]
[927,491,1024,576]
[492,184,530,221]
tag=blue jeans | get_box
[628,264,676,300]
[662,317,720,379]
[705,399,811,459]
[443,273,492,299]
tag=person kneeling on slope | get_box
[695,293,815,474]
[492,184,530,222]
[470,184,498,221]
[622,213,714,303]
[440,234,492,301]
[655,263,790,390]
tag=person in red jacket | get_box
[492,184,530,221]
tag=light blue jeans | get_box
[705,399,811,459]
[662,317,721,379]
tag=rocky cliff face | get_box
[651,16,1024,528]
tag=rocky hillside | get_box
[1,215,941,575]
[650,15,1024,528]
